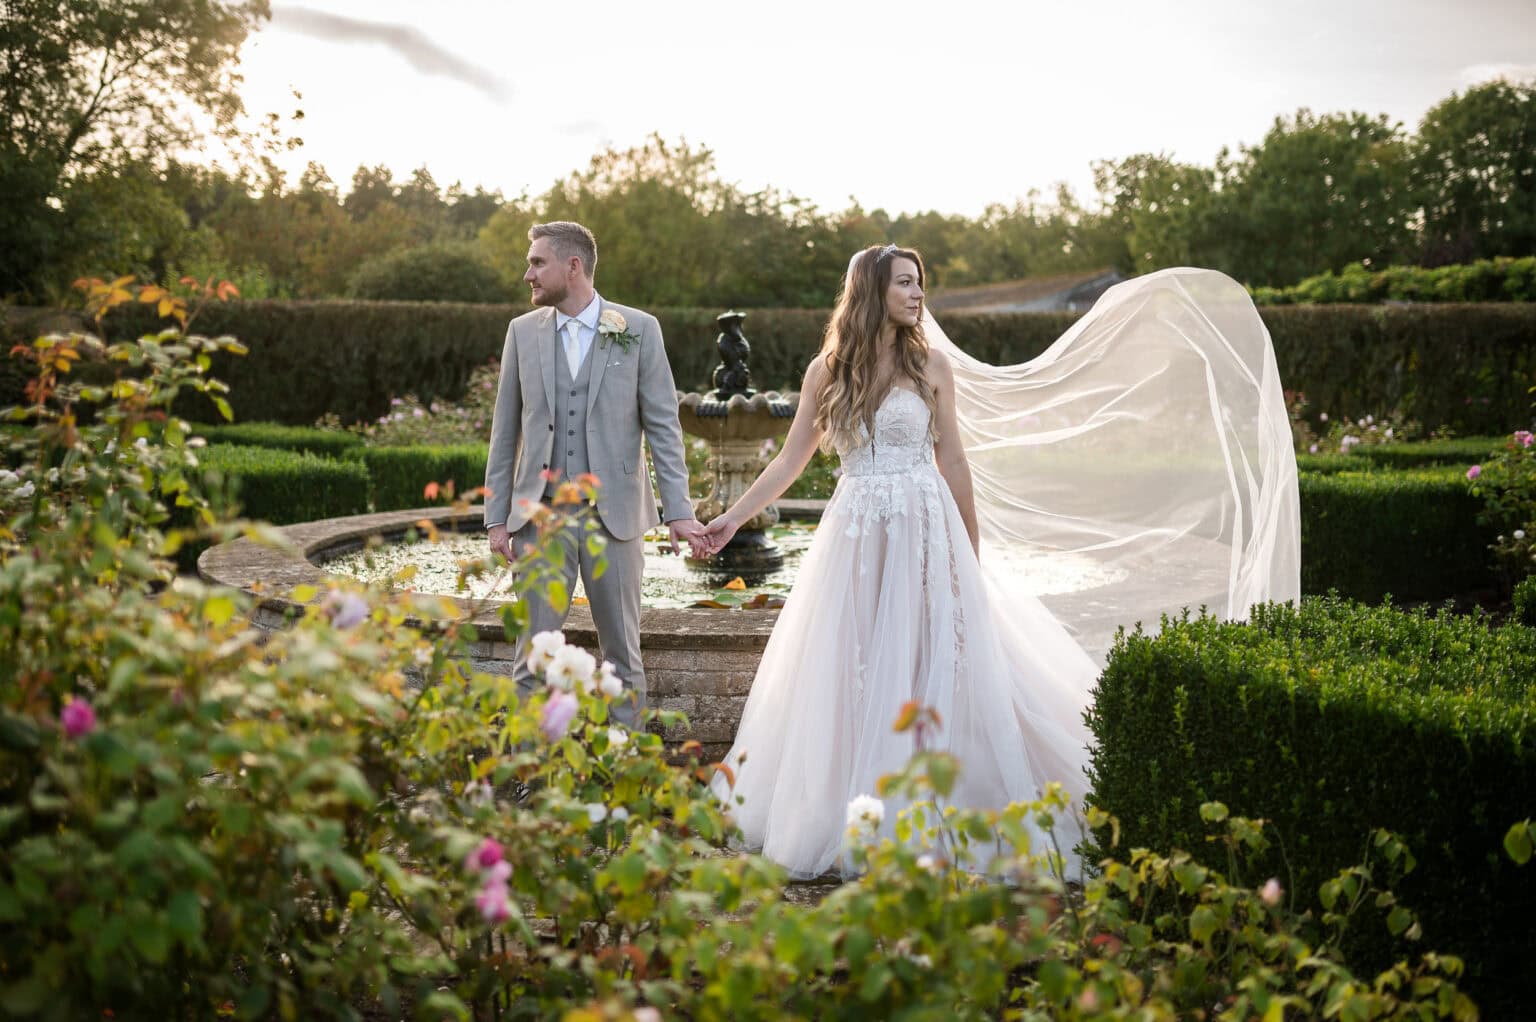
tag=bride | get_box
[699,244,1299,879]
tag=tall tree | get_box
[1414,79,1536,265]
[0,0,270,296]
[1212,110,1415,286]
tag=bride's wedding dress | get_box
[712,267,1300,880]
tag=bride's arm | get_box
[930,350,980,556]
[701,358,827,550]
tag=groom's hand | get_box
[666,518,706,556]
[488,523,512,561]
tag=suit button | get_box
[541,463,548,469]
[570,389,577,396]
[569,409,575,416]
[548,424,554,431]
[567,449,574,456]
[567,429,575,436]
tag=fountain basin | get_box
[197,505,809,761]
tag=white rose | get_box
[526,630,566,674]
[607,727,628,749]
[584,802,608,823]
[598,661,624,698]
[546,644,596,691]
[14,482,34,499]
[1516,530,1527,540]
[0,470,16,488]
[610,806,630,822]
[845,794,885,835]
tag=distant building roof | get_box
[927,267,1125,314]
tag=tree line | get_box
[2,1,1532,308]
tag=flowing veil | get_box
[924,266,1300,662]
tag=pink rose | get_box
[1260,877,1283,907]
[322,591,370,629]
[1467,465,1481,481]
[464,836,503,874]
[540,690,579,741]
[61,698,96,739]
[475,880,512,923]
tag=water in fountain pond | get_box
[320,524,820,609]
[319,522,1134,612]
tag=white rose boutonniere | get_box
[597,308,640,354]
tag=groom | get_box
[484,221,704,726]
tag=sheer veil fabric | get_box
[928,267,1300,662]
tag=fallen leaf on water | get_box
[723,577,747,590]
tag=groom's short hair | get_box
[529,221,597,278]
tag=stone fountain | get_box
[676,310,797,578]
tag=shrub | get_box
[187,421,366,460]
[8,297,1533,435]
[1252,257,1536,305]
[1467,430,1536,586]
[358,443,488,512]
[1087,595,1536,1013]
[1299,467,1494,600]
[1514,576,1536,626]
[344,241,511,304]
[198,444,370,525]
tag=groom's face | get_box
[524,237,575,307]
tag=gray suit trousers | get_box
[512,514,646,729]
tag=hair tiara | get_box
[876,243,899,260]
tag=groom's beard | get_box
[530,281,568,307]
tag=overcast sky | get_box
[231,0,1536,217]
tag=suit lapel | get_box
[539,307,558,416]
[585,298,611,419]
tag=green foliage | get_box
[1466,430,1536,585]
[187,420,365,459]
[1416,81,1536,265]
[346,360,500,447]
[0,0,274,297]
[0,288,1482,1019]
[1087,595,1536,1013]
[1299,467,1494,601]
[198,444,369,525]
[1513,576,1536,627]
[359,444,488,513]
[1254,257,1536,305]
[344,241,511,304]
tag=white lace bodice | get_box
[836,388,934,477]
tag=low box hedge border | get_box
[1086,595,1536,1013]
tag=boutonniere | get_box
[597,308,639,353]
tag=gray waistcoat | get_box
[546,340,596,496]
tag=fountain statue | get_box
[676,310,798,577]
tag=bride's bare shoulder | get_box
[924,347,955,384]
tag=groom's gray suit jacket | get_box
[483,299,692,541]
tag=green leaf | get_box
[416,992,469,1021]
[1200,802,1229,822]
[1505,821,1533,865]
[1189,904,1219,945]
[1387,905,1414,937]
[203,594,237,627]
[129,917,172,963]
[168,889,203,945]
[547,580,569,614]
[610,853,647,897]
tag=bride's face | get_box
[884,257,924,328]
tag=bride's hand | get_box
[701,513,741,557]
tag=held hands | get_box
[666,517,709,557]
[487,523,512,560]
[697,513,742,559]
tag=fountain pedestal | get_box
[676,310,797,580]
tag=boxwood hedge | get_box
[1087,595,1536,1013]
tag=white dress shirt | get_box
[555,293,602,373]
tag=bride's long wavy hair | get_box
[815,244,937,453]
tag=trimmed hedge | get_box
[1086,596,1536,1013]
[1253,256,1536,305]
[198,444,369,525]
[7,299,1530,435]
[1294,437,1503,476]
[187,422,366,460]
[1299,467,1494,601]
[358,444,488,513]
